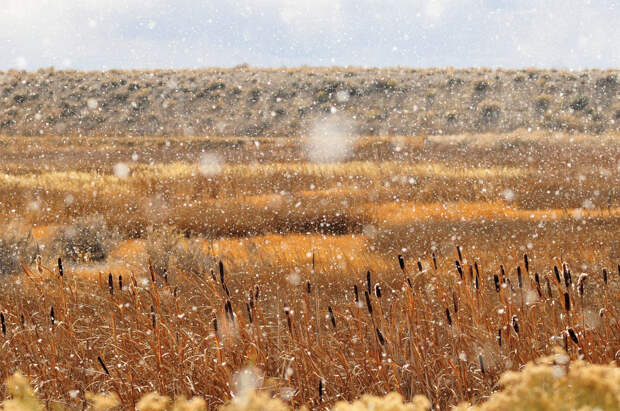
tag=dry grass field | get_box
[0,130,619,409]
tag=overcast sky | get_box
[1,0,618,71]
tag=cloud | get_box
[0,0,617,70]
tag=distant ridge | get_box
[0,67,617,137]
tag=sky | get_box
[1,0,618,71]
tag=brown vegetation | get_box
[0,68,618,137]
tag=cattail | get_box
[475,272,480,290]
[602,268,608,285]
[479,355,485,375]
[407,277,413,288]
[563,263,572,286]
[328,306,336,328]
[617,264,620,279]
[306,280,311,294]
[246,303,253,324]
[219,260,225,284]
[163,270,168,285]
[445,308,452,326]
[20,314,24,329]
[364,291,373,315]
[517,266,523,289]
[524,254,529,273]
[213,318,218,332]
[173,286,178,298]
[374,283,382,298]
[312,252,315,272]
[546,277,553,298]
[225,300,234,321]
[554,266,561,283]
[366,271,372,295]
[493,274,500,292]
[353,285,359,303]
[567,328,579,344]
[500,265,506,283]
[512,315,519,334]
[468,265,474,282]
[497,328,502,347]
[118,275,123,291]
[255,285,260,300]
[98,356,110,375]
[577,274,587,297]
[210,269,216,283]
[376,328,385,345]
[248,290,254,309]
[108,273,114,295]
[36,255,42,275]
[398,254,405,271]
[456,245,463,262]
[50,307,55,326]
[455,260,463,279]
[474,261,480,277]
[318,380,323,402]
[417,260,423,272]
[151,306,156,328]
[58,258,63,277]
[563,292,571,312]
[432,252,438,270]
[1,313,5,336]
[285,309,292,334]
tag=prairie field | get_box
[0,130,619,410]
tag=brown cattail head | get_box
[151,305,156,328]
[452,291,459,313]
[524,254,529,273]
[475,272,480,290]
[376,328,385,345]
[577,274,587,297]
[213,318,218,332]
[567,328,579,344]
[512,315,519,334]
[455,260,463,279]
[602,268,608,285]
[445,308,452,327]
[108,273,114,295]
[318,380,323,402]
[306,280,311,294]
[366,271,372,295]
[353,285,359,303]
[554,266,561,283]
[364,291,373,315]
[479,355,485,375]
[493,274,500,292]
[546,277,553,298]
[246,303,253,324]
[563,292,571,312]
[1,313,5,336]
[50,307,55,326]
[98,356,110,375]
[432,252,438,270]
[328,306,336,328]
[456,245,463,262]
[417,259,423,272]
[398,255,405,271]
[517,266,523,289]
[219,261,224,284]
[58,258,64,277]
[497,328,502,347]
[118,275,123,291]
[500,264,506,283]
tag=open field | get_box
[0,131,619,409]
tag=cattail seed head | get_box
[479,355,485,375]
[58,258,63,277]
[366,271,372,295]
[602,268,608,285]
[455,260,463,279]
[517,266,523,289]
[417,259,423,272]
[364,291,373,315]
[108,273,114,295]
[398,255,405,271]
[98,356,110,375]
[524,254,529,273]
[50,307,55,326]
[353,285,359,303]
[554,266,561,283]
[328,306,336,328]
[493,274,500,292]
[445,308,452,326]
[512,315,519,334]
[432,252,438,270]
[1,313,5,336]
[376,328,385,345]
[118,275,123,290]
[456,245,463,262]
[306,280,311,294]
[563,292,571,312]
[567,328,579,344]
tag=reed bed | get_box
[0,246,617,409]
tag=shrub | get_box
[478,100,501,121]
[0,227,38,276]
[52,216,117,263]
[534,94,552,113]
[473,80,490,93]
[569,96,589,111]
[145,228,214,277]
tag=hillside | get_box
[0,67,618,137]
